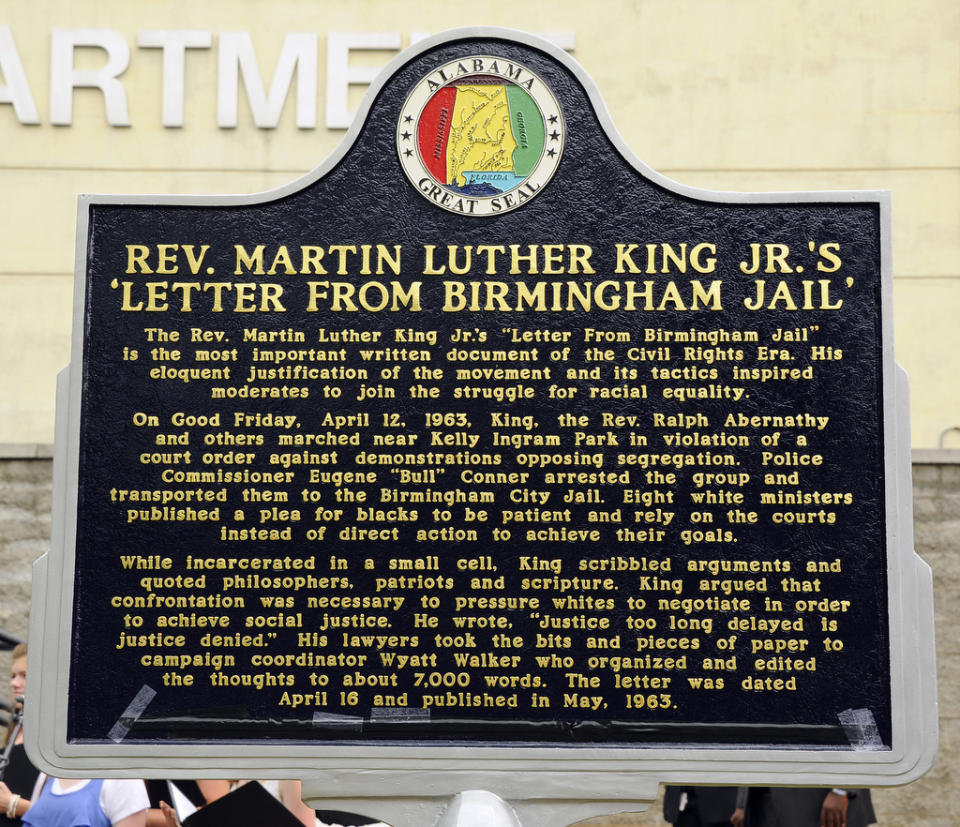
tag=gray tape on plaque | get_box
[368,706,431,722]
[107,685,157,742]
[838,708,884,750]
[312,711,365,731]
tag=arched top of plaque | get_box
[29,26,935,827]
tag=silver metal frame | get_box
[26,26,937,825]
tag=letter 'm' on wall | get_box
[217,32,317,129]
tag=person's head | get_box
[10,642,27,703]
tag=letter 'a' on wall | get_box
[28,26,936,827]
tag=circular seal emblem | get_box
[397,55,564,216]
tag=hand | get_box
[160,801,181,827]
[0,782,11,810]
[730,806,745,827]
[820,791,849,827]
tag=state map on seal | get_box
[417,77,545,196]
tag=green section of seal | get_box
[506,85,545,176]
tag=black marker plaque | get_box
[31,27,935,810]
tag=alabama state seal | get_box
[397,55,564,216]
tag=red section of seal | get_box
[417,86,457,183]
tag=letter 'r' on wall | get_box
[50,28,131,126]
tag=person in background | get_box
[155,780,388,827]
[742,787,876,827]
[263,780,317,827]
[0,643,39,825]
[664,786,744,827]
[152,780,311,827]
[21,777,148,827]
[0,645,149,827]
[144,780,229,827]
[158,803,178,827]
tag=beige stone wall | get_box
[0,457,955,823]
[0,455,51,656]
[0,0,958,446]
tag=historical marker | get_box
[29,27,935,826]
